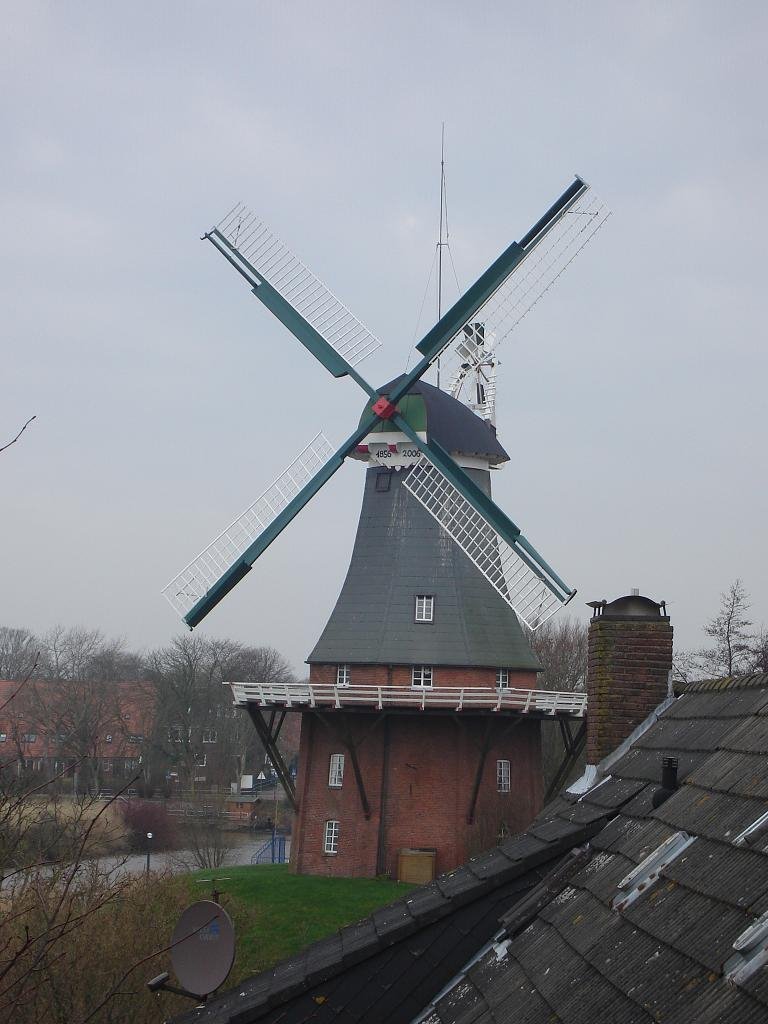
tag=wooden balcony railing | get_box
[226,681,587,717]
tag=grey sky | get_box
[2,1,766,674]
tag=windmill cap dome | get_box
[360,376,509,465]
[592,594,669,620]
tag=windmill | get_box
[162,176,609,633]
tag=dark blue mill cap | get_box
[359,376,510,465]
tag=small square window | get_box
[415,595,434,623]
[496,669,509,689]
[324,819,340,855]
[411,666,433,688]
[497,759,511,793]
[194,753,206,768]
[328,753,345,788]
[0,732,7,742]
[202,728,217,743]
[105,734,113,744]
[375,471,391,492]
[336,664,351,687]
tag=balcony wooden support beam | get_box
[544,719,587,803]
[245,704,298,812]
[315,712,385,820]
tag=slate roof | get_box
[173,674,768,1024]
[422,673,768,1024]
[307,464,541,670]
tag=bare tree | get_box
[699,579,754,678]
[22,678,125,794]
[750,628,768,674]
[673,579,766,683]
[529,617,588,792]
[529,617,588,695]
[146,636,295,795]
[0,627,38,681]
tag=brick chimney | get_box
[586,591,673,764]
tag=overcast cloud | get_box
[2,1,766,673]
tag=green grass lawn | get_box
[187,864,415,978]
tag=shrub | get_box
[120,799,178,851]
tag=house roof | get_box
[173,674,768,1024]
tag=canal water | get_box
[91,830,291,878]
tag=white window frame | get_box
[194,752,207,768]
[328,753,345,788]
[496,668,509,689]
[411,666,433,688]
[0,732,7,742]
[336,664,351,687]
[323,819,340,855]
[202,728,218,743]
[497,759,511,793]
[415,594,434,623]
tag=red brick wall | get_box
[291,708,543,878]
[586,617,674,764]
[309,663,535,690]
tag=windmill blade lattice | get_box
[214,203,381,370]
[162,433,336,621]
[443,186,610,414]
[403,454,569,630]
[164,175,606,630]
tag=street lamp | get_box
[146,831,153,877]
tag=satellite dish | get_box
[170,900,235,998]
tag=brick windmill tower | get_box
[163,175,609,878]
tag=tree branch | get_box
[0,415,36,456]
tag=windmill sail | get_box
[211,204,381,376]
[163,175,606,630]
[442,185,610,410]
[163,433,337,623]
[403,453,572,630]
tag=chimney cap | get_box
[597,593,669,621]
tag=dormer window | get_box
[415,595,434,623]
[336,664,351,687]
